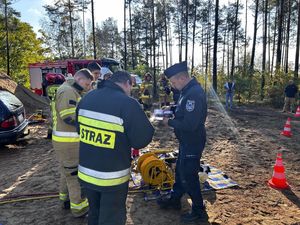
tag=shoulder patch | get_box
[186,100,195,112]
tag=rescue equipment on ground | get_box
[137,153,174,190]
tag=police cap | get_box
[164,61,188,79]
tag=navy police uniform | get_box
[159,61,207,223]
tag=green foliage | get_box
[0,17,45,87]
[127,64,149,77]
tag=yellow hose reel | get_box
[137,153,174,190]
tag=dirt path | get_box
[0,100,299,225]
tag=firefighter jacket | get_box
[131,84,140,100]
[168,78,207,156]
[76,80,154,191]
[140,81,153,105]
[158,78,173,102]
[52,78,83,145]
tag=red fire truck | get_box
[29,58,121,95]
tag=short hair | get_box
[110,71,132,85]
[74,68,93,80]
[87,62,101,72]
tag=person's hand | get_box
[162,117,169,126]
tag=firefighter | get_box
[76,71,154,225]
[52,69,93,217]
[157,61,208,224]
[87,62,102,89]
[130,75,140,101]
[46,74,65,139]
[140,72,154,111]
[158,73,173,107]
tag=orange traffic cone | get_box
[268,152,289,189]
[281,117,292,137]
[295,106,300,117]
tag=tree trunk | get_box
[123,0,127,70]
[151,0,156,96]
[4,0,10,76]
[275,0,284,70]
[164,0,169,68]
[68,0,74,58]
[191,0,197,72]
[294,0,300,78]
[284,0,291,74]
[185,0,189,61]
[244,0,248,69]
[212,0,219,91]
[250,0,259,74]
[129,0,135,69]
[230,0,239,79]
[261,0,268,100]
[91,0,96,59]
[271,7,278,76]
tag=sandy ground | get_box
[0,98,300,225]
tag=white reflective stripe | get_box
[53,130,79,137]
[284,127,291,131]
[78,165,130,179]
[272,171,286,179]
[78,109,123,125]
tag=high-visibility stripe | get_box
[70,198,89,210]
[78,165,130,179]
[60,107,76,117]
[78,109,123,125]
[59,192,68,201]
[78,171,130,187]
[79,124,116,149]
[52,130,79,142]
[53,131,79,137]
[78,116,124,133]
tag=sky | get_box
[13,0,125,34]
[11,0,267,67]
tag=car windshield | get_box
[0,91,23,112]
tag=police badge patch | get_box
[186,100,195,112]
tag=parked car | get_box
[0,90,28,145]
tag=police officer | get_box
[52,69,93,217]
[157,61,208,224]
[76,71,154,225]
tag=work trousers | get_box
[225,92,234,109]
[283,97,296,113]
[85,184,129,225]
[53,141,83,205]
[171,144,204,213]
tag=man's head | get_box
[144,73,152,82]
[74,69,93,91]
[164,61,191,91]
[100,67,113,80]
[289,80,294,85]
[110,71,132,96]
[87,62,101,81]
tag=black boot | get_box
[180,209,208,224]
[157,196,181,210]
